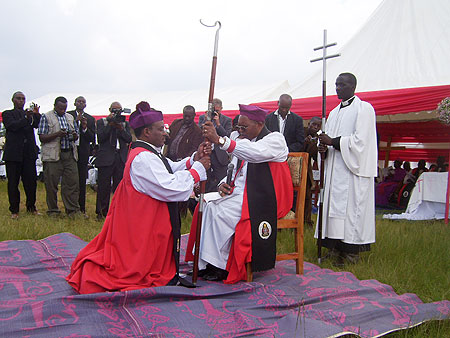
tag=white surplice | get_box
[198,131,288,270]
[129,141,206,202]
[315,96,377,245]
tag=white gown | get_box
[129,141,206,201]
[315,96,378,245]
[198,131,288,270]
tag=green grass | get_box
[1,180,449,337]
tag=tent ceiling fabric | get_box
[289,0,450,97]
[252,85,450,121]
[377,121,449,143]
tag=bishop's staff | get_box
[192,20,222,285]
[310,29,340,264]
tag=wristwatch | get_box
[218,136,225,146]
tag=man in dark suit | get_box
[166,105,203,161]
[2,91,41,219]
[265,94,304,152]
[67,96,96,216]
[95,102,132,220]
[198,98,232,192]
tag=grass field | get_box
[0,180,448,337]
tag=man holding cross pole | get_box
[315,72,378,267]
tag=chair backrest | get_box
[286,152,309,219]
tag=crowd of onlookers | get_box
[0,92,317,223]
[375,156,448,208]
[0,90,447,220]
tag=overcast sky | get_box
[0,0,383,110]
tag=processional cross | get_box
[310,29,340,264]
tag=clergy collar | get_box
[136,139,163,154]
[340,96,355,108]
[274,110,291,118]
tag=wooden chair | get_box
[246,152,309,282]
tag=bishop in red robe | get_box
[67,102,210,294]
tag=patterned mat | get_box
[0,233,448,338]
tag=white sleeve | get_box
[340,102,378,177]
[130,151,196,202]
[167,156,189,172]
[229,132,288,163]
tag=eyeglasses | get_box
[236,125,248,131]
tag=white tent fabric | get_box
[289,0,450,98]
[24,81,291,117]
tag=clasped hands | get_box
[25,104,40,118]
[318,133,332,153]
[201,121,220,144]
[76,114,88,129]
[57,129,78,141]
[193,141,212,171]
[193,120,222,171]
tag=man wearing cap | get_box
[95,102,132,220]
[67,102,211,294]
[186,104,293,283]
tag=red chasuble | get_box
[66,147,176,294]
[186,161,293,284]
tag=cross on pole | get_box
[310,29,340,264]
[310,29,340,126]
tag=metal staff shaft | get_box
[192,20,221,285]
[310,29,340,264]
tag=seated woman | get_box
[397,160,428,207]
[375,159,406,207]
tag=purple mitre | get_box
[239,104,268,122]
[129,101,163,129]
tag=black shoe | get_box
[322,248,339,261]
[186,264,212,277]
[47,210,62,217]
[203,266,228,281]
[332,255,345,268]
[332,252,360,267]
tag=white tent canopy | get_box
[289,0,450,98]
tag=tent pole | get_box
[384,136,392,168]
[445,149,450,225]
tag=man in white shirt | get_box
[265,94,305,152]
